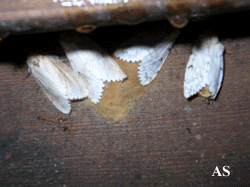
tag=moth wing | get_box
[114,45,154,63]
[79,67,105,104]
[35,76,71,114]
[101,54,127,82]
[61,42,126,82]
[27,56,68,97]
[51,58,89,100]
[60,53,104,103]
[27,60,71,114]
[114,25,171,63]
[184,36,224,99]
[60,42,88,68]
[27,55,90,113]
[138,30,180,86]
[75,50,125,82]
[184,52,207,98]
[203,37,224,99]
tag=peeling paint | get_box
[88,0,129,5]
[53,0,87,6]
[53,0,129,7]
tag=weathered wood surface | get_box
[0,12,249,186]
[0,0,250,33]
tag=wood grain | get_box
[0,13,249,186]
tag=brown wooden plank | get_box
[0,12,249,186]
[0,0,250,34]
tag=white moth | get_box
[68,60,105,104]
[60,35,127,103]
[60,36,127,83]
[184,35,224,99]
[114,29,180,85]
[27,55,89,114]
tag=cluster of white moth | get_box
[115,30,224,99]
[27,36,126,114]
[27,30,224,114]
